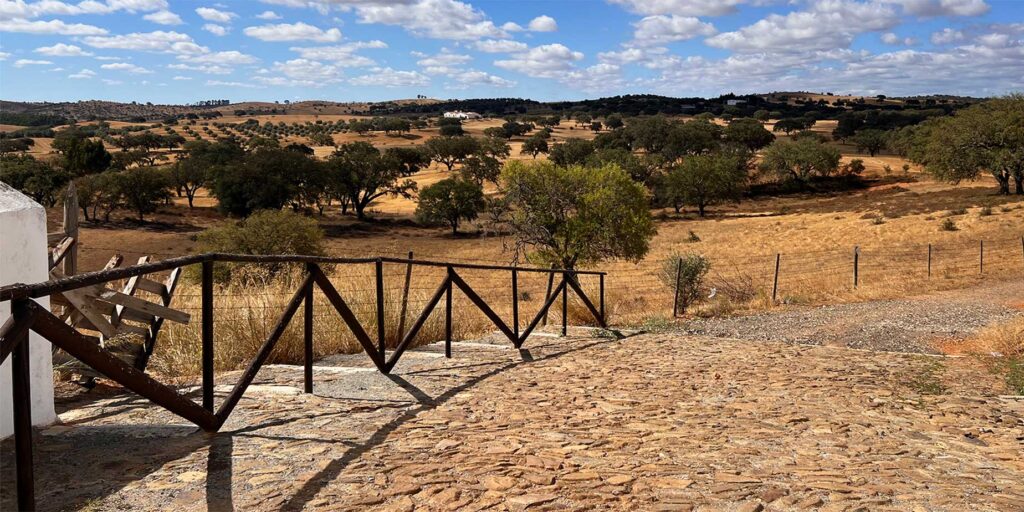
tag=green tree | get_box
[415,177,485,234]
[724,118,775,151]
[500,160,656,270]
[521,135,549,158]
[327,141,417,220]
[548,138,595,166]
[115,167,171,222]
[54,131,111,175]
[197,209,325,281]
[0,154,70,206]
[772,118,810,135]
[662,120,723,161]
[438,118,464,137]
[309,131,334,146]
[210,147,312,217]
[758,139,841,187]
[753,110,771,122]
[424,136,479,171]
[605,114,624,130]
[663,154,746,216]
[851,129,888,156]
[74,172,121,221]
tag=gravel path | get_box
[684,279,1024,353]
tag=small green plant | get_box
[946,207,967,216]
[939,218,958,231]
[659,253,711,315]
[870,216,885,225]
[979,206,993,216]
[905,358,947,395]
[882,164,893,175]
[998,358,1024,395]
[902,163,910,174]
[686,230,701,243]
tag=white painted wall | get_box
[0,183,57,438]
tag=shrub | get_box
[686,230,701,243]
[197,209,325,282]
[940,218,958,231]
[415,177,485,234]
[658,253,711,314]
[979,206,993,216]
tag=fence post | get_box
[375,258,385,358]
[928,243,932,278]
[599,273,605,324]
[445,266,452,358]
[561,271,568,337]
[397,251,413,339]
[980,240,984,275]
[542,267,554,326]
[201,260,214,412]
[303,264,314,394]
[511,267,519,339]
[12,301,36,512]
[853,246,859,289]
[672,258,683,317]
[772,253,781,303]
[62,182,78,277]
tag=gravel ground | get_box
[684,278,1023,353]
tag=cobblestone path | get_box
[2,330,1022,511]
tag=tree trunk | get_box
[1014,173,1023,195]
[995,172,1010,195]
[698,203,706,217]
[451,220,458,235]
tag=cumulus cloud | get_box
[414,48,472,74]
[632,15,715,46]
[35,43,93,57]
[608,0,746,17]
[931,27,965,44]
[143,10,182,25]
[0,0,167,19]
[167,62,232,74]
[494,43,583,78]
[350,67,430,87]
[254,58,344,87]
[707,1,899,52]
[13,58,52,67]
[881,32,916,45]
[244,22,341,42]
[0,18,108,35]
[68,68,96,78]
[289,40,386,67]
[0,51,10,60]
[255,10,281,20]
[101,62,152,74]
[527,15,557,32]
[501,21,523,32]
[206,79,262,88]
[472,39,528,53]
[351,0,505,40]
[448,69,515,89]
[184,50,257,65]
[83,31,206,54]
[893,0,989,17]
[203,23,228,36]
[172,75,192,80]
[195,7,236,23]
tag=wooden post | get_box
[561,271,568,337]
[303,266,313,394]
[599,274,605,324]
[853,246,859,289]
[771,253,780,303]
[375,258,385,358]
[927,243,932,278]
[542,268,554,326]
[397,251,413,339]
[672,258,683,316]
[62,182,78,277]
[979,240,984,274]
[12,302,36,511]
[511,268,519,339]
[445,267,452,358]
[201,260,214,412]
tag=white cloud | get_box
[206,79,262,88]
[608,0,746,17]
[352,0,505,40]
[254,58,343,86]
[143,10,183,25]
[632,15,716,46]
[527,15,557,32]
[931,27,965,44]
[564,62,626,94]
[350,67,430,87]
[68,68,96,78]
[195,7,236,23]
[167,63,232,74]
[881,32,916,45]
[0,51,10,60]
[83,31,207,54]
[101,78,122,85]
[101,62,152,74]
[707,1,899,52]
[494,43,583,78]
[13,58,52,67]
[472,39,528,53]
[35,43,93,57]
[501,21,523,32]
[415,48,472,74]
[172,75,192,80]
[203,23,228,36]
[244,22,341,42]
[184,50,257,65]
[289,40,385,66]
[0,0,167,19]
[448,69,515,88]
[893,0,989,17]
[255,10,281,20]
[0,18,108,35]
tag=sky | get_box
[0,0,1022,104]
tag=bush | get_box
[940,218,958,231]
[197,210,325,282]
[659,253,711,314]
[415,177,485,234]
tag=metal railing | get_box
[0,253,607,510]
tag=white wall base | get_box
[0,182,57,438]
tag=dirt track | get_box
[684,279,1024,353]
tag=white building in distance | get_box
[443,111,482,120]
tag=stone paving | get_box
[2,329,1023,511]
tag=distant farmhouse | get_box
[443,110,482,120]
[726,99,747,106]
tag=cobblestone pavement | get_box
[2,329,1023,511]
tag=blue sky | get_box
[1,0,1021,103]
